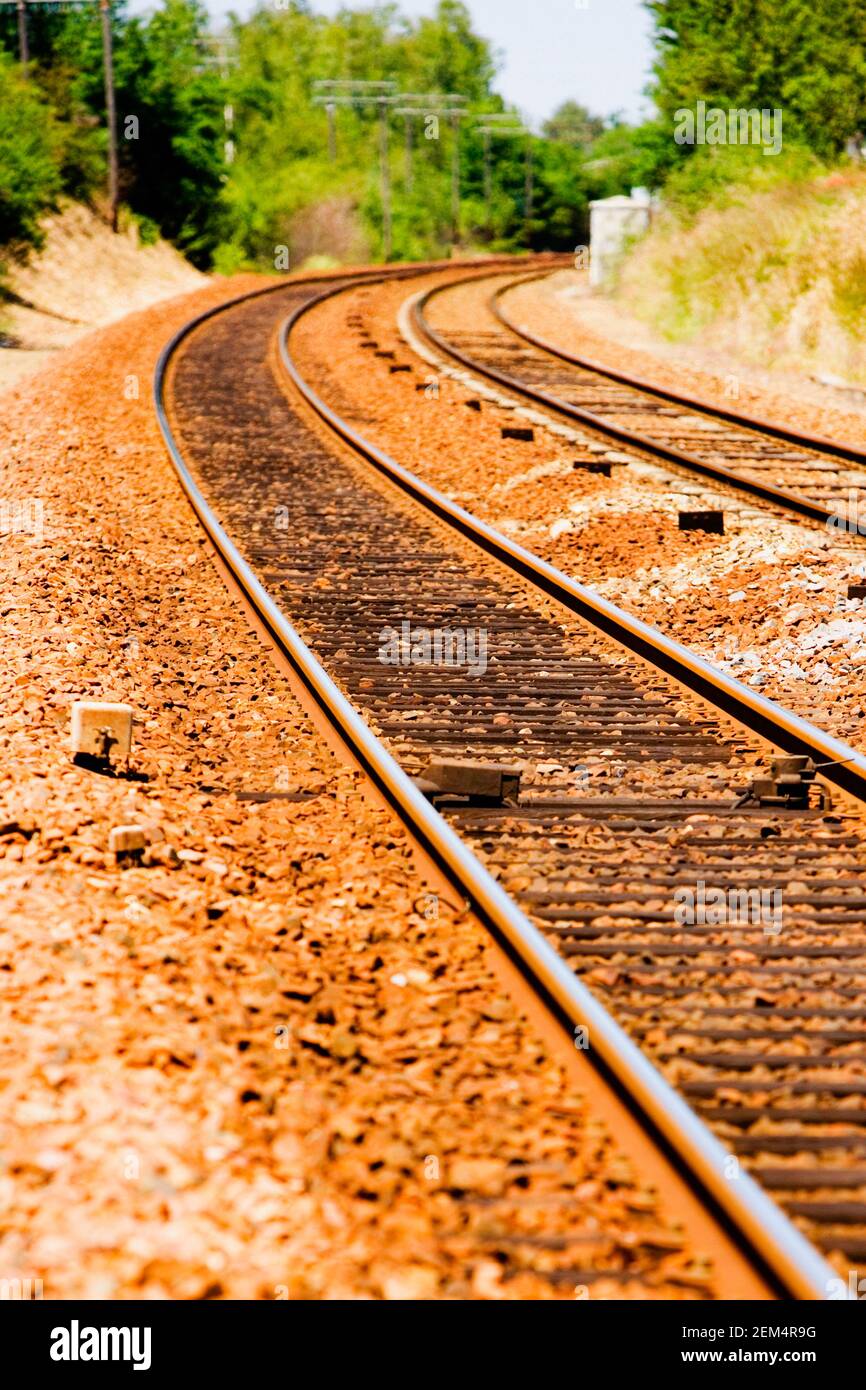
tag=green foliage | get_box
[581,3,866,226]
[830,246,866,335]
[113,0,226,262]
[131,211,161,245]
[0,0,590,270]
[408,0,497,98]
[583,118,677,200]
[660,139,823,217]
[617,164,866,387]
[604,1,866,380]
[6,0,866,278]
[218,0,588,265]
[58,0,225,263]
[647,0,866,161]
[0,49,61,249]
[0,0,224,265]
[542,101,605,150]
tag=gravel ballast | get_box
[0,274,711,1300]
[289,271,866,752]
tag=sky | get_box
[308,0,657,128]
[129,0,656,129]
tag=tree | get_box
[542,101,604,150]
[0,0,590,269]
[0,0,225,263]
[114,0,226,261]
[647,0,866,160]
[407,0,497,100]
[219,0,512,266]
[0,49,61,249]
[582,119,679,200]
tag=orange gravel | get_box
[289,271,866,753]
[0,272,714,1299]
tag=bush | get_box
[135,213,161,245]
[616,165,866,383]
[660,142,824,219]
[211,241,253,276]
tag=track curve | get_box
[155,261,866,1299]
[412,269,866,533]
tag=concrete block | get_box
[71,701,133,763]
[109,824,147,856]
[589,192,652,288]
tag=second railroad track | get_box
[413,267,866,531]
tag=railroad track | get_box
[412,268,866,533]
[156,261,866,1300]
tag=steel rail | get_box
[152,265,843,1301]
[277,274,858,1298]
[493,269,866,467]
[413,274,851,530]
[284,278,866,807]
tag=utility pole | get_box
[378,93,391,261]
[391,94,468,248]
[312,80,397,261]
[450,111,461,246]
[482,127,492,230]
[312,81,343,163]
[326,102,336,162]
[1,0,117,230]
[100,0,118,231]
[404,113,413,191]
[313,83,469,259]
[476,114,533,245]
[16,0,28,68]
[199,33,240,167]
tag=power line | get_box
[312,81,398,260]
[391,94,468,245]
[197,33,239,166]
[314,84,472,257]
[475,115,533,244]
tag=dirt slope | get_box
[0,202,207,392]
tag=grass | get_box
[616,165,866,384]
